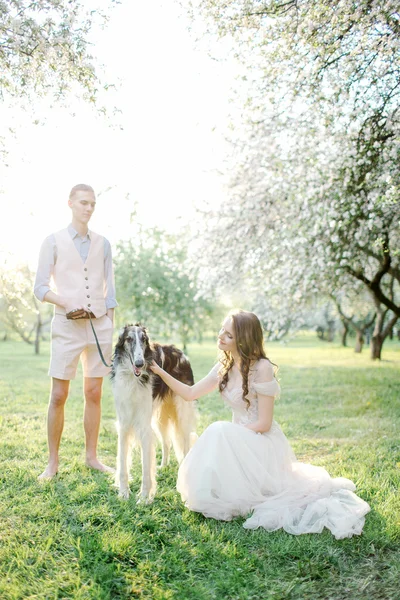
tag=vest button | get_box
[84,268,87,271]
[87,295,90,298]
[86,286,89,289]
[88,303,91,307]
[85,277,88,280]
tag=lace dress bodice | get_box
[221,379,281,432]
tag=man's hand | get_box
[66,308,87,320]
[43,291,86,317]
[61,298,86,319]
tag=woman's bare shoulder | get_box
[253,358,274,381]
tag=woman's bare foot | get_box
[86,458,115,473]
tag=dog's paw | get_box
[118,488,130,500]
[136,493,154,505]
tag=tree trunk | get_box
[35,314,42,355]
[181,329,189,354]
[341,321,349,347]
[370,333,383,360]
[369,309,398,360]
[370,307,385,361]
[354,330,364,353]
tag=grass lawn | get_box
[0,334,399,599]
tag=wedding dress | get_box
[176,370,370,539]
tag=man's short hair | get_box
[69,184,95,200]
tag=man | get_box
[34,184,117,479]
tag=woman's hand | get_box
[150,361,162,375]
[148,362,219,402]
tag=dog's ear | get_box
[152,343,163,367]
[134,322,141,327]
[115,326,127,349]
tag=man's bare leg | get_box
[39,378,70,479]
[84,377,114,473]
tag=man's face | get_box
[68,191,96,225]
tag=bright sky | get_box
[0,1,236,268]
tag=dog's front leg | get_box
[138,431,156,504]
[116,425,132,499]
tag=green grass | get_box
[0,334,399,599]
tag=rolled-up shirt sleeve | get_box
[104,238,118,309]
[33,235,56,302]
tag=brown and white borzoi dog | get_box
[111,324,196,502]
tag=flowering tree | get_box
[300,130,399,359]
[191,0,400,358]
[0,0,115,100]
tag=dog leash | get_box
[87,312,113,368]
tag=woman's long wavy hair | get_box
[218,310,277,408]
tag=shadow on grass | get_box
[1,339,399,599]
[23,458,396,600]
[0,445,398,600]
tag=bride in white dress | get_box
[151,310,370,539]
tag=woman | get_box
[151,310,370,539]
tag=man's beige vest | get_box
[53,228,107,318]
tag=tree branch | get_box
[371,236,391,288]
[382,313,398,339]
[356,243,400,283]
[365,312,377,330]
[346,266,400,317]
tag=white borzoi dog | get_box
[111,324,197,503]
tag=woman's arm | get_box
[244,394,274,433]
[150,362,219,402]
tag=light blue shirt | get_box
[34,224,118,309]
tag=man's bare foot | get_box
[38,464,58,480]
[86,458,115,473]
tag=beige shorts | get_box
[49,314,114,380]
